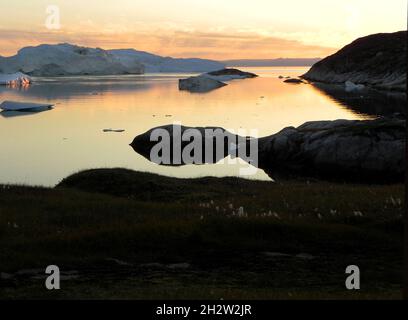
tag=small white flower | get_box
[238,207,245,217]
[353,211,363,217]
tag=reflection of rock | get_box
[302,31,407,91]
[284,78,305,84]
[258,117,405,183]
[131,118,405,183]
[178,68,258,93]
[311,82,406,117]
[179,76,227,93]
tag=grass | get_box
[0,168,404,299]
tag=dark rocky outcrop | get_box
[130,124,242,165]
[207,68,258,78]
[131,117,405,183]
[258,117,405,182]
[302,31,407,91]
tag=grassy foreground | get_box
[0,168,404,299]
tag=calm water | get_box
[0,67,374,186]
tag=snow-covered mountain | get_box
[0,43,225,76]
[0,43,144,76]
[108,49,224,73]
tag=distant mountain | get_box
[302,31,407,91]
[0,43,225,76]
[222,58,321,67]
[109,49,224,73]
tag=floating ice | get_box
[0,100,53,111]
[0,72,31,86]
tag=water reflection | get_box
[310,82,407,117]
[1,67,402,186]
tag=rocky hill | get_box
[109,49,224,73]
[302,31,407,91]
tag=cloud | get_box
[0,28,337,59]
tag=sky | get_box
[0,0,406,59]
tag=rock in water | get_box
[179,76,227,93]
[130,124,238,164]
[258,117,405,183]
[284,78,305,84]
[206,68,258,81]
[302,31,407,91]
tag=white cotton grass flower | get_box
[353,211,363,217]
[237,207,248,218]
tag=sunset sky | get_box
[0,0,406,59]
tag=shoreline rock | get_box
[302,31,407,91]
[258,117,405,182]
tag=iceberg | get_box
[345,81,365,92]
[178,68,258,93]
[0,43,224,76]
[0,44,144,76]
[179,76,227,93]
[0,100,53,112]
[0,72,31,86]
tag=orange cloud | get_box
[0,28,337,59]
